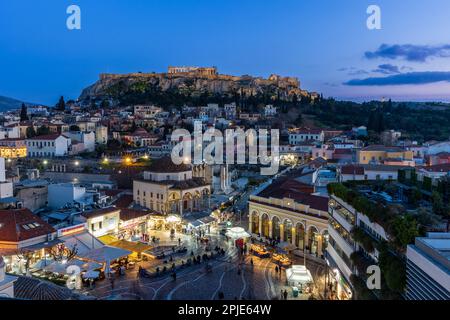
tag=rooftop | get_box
[146,156,192,173]
[254,178,328,212]
[0,209,56,243]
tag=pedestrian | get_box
[250,258,254,266]
[280,289,283,300]
[275,266,279,273]
[178,238,181,246]
[110,277,115,290]
[283,289,288,300]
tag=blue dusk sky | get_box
[1,0,450,105]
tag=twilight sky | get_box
[1,0,450,105]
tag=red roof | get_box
[120,209,151,221]
[114,194,134,208]
[334,149,352,155]
[256,178,327,212]
[0,209,56,242]
[27,134,65,141]
[341,165,364,175]
[81,207,120,219]
[419,164,450,173]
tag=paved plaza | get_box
[80,228,327,300]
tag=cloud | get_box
[348,69,369,76]
[344,71,450,86]
[372,64,401,74]
[337,67,368,76]
[365,44,450,62]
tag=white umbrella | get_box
[82,270,100,279]
[31,258,54,270]
[226,227,251,239]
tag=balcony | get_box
[328,225,355,258]
[330,207,354,232]
[327,244,353,282]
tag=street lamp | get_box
[43,160,48,165]
[74,161,80,166]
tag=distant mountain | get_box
[0,95,36,111]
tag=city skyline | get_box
[2,0,450,105]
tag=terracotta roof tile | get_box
[0,209,56,242]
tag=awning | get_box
[82,245,132,263]
[226,227,251,239]
[109,240,152,253]
[20,239,64,253]
[187,220,203,228]
[98,234,119,245]
[60,231,104,256]
[277,242,297,251]
[31,258,54,270]
[198,216,215,224]
[286,265,313,285]
[43,259,102,274]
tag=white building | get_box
[65,131,95,152]
[27,105,49,117]
[25,134,71,158]
[95,125,108,145]
[134,105,163,119]
[406,233,450,300]
[338,164,409,182]
[0,125,20,140]
[264,104,277,117]
[0,158,13,199]
[326,194,389,300]
[47,183,87,209]
[224,103,237,119]
[0,256,17,298]
[289,129,324,145]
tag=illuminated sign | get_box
[57,223,86,237]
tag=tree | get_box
[56,96,66,111]
[49,243,78,263]
[69,125,81,132]
[36,126,50,136]
[391,215,420,248]
[26,126,36,138]
[294,113,303,126]
[101,99,110,109]
[20,103,28,121]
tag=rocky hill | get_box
[79,69,313,106]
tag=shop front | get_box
[119,217,148,242]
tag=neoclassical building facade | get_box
[248,179,329,257]
[133,157,211,216]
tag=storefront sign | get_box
[57,223,87,237]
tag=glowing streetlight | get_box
[74,161,80,166]
[103,157,109,164]
[143,154,149,160]
[43,160,48,165]
[125,157,132,164]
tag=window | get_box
[143,191,146,197]
[137,190,140,196]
